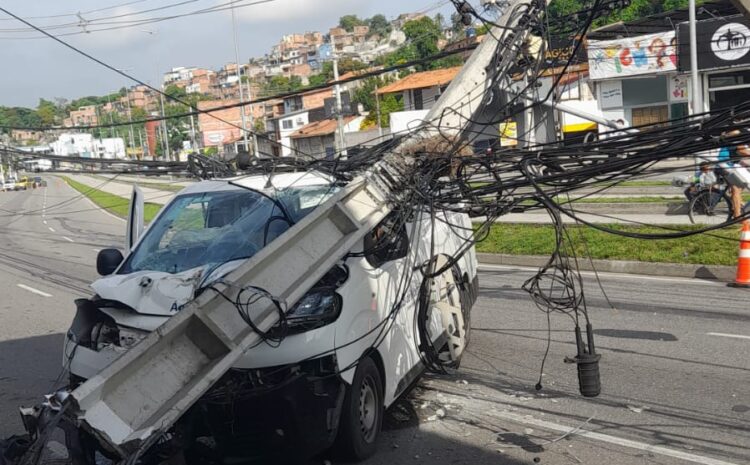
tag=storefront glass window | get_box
[708,70,750,89]
[622,76,668,106]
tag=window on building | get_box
[413,89,424,110]
[709,70,750,111]
[282,120,294,129]
[631,105,669,127]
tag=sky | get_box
[0,0,455,108]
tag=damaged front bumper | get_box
[193,355,346,462]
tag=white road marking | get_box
[478,263,721,286]
[91,248,101,253]
[63,236,75,242]
[489,409,740,465]
[707,332,750,340]
[16,284,52,298]
[48,227,56,233]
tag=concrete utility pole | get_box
[231,4,251,155]
[159,91,170,160]
[331,34,348,159]
[125,94,136,152]
[374,80,383,140]
[689,0,702,114]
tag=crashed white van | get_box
[64,170,478,462]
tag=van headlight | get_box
[283,287,342,334]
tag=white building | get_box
[50,133,126,159]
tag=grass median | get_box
[476,223,740,266]
[61,176,163,222]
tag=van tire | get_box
[333,356,383,461]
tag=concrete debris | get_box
[435,408,446,418]
[626,405,648,414]
[457,379,469,385]
[524,428,535,435]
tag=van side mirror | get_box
[97,248,124,276]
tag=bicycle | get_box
[687,175,750,225]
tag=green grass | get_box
[61,176,163,222]
[609,180,671,187]
[90,174,185,192]
[476,223,740,266]
[558,196,683,204]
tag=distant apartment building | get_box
[163,66,197,85]
[197,99,261,153]
[63,105,98,127]
[127,85,158,111]
[11,129,45,144]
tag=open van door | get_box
[125,185,144,251]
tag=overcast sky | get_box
[0,0,454,108]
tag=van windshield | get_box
[120,185,337,275]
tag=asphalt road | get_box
[0,177,748,465]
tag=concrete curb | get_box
[477,252,737,282]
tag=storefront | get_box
[678,15,750,112]
[587,30,686,130]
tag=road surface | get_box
[0,177,747,465]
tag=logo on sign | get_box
[711,23,750,61]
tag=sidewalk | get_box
[61,174,176,205]
[475,212,694,224]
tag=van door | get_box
[125,185,144,251]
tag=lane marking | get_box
[63,236,75,242]
[478,263,721,286]
[707,332,750,340]
[48,227,56,233]
[17,284,52,298]
[489,409,740,465]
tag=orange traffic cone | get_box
[729,220,750,288]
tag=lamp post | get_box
[231,5,251,156]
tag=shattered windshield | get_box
[120,184,337,275]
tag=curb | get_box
[477,253,736,281]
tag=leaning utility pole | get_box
[331,34,348,159]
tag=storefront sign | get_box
[587,31,677,80]
[599,80,623,109]
[543,36,588,69]
[499,121,518,147]
[668,75,690,102]
[678,15,750,71]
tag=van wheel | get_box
[334,356,383,461]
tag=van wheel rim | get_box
[358,375,378,442]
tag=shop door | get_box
[631,105,668,126]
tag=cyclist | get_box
[718,130,750,218]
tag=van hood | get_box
[91,268,204,316]
[91,260,245,317]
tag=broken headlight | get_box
[283,287,342,334]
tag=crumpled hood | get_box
[91,268,205,316]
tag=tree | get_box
[164,84,187,100]
[390,17,444,71]
[36,99,58,125]
[361,94,403,128]
[339,14,365,32]
[367,14,391,38]
[434,13,445,30]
